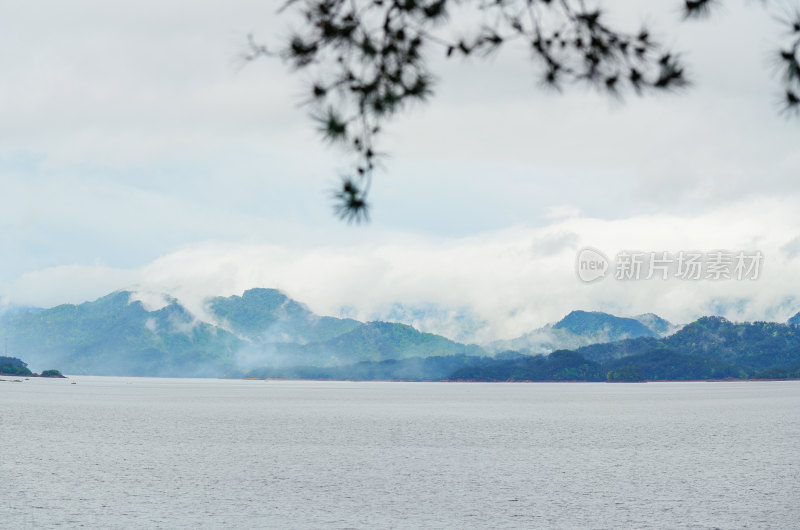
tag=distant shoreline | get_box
[4,374,797,383]
[0,373,66,379]
[250,377,800,383]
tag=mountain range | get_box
[0,288,482,376]
[575,316,800,372]
[488,310,677,354]
[2,287,800,381]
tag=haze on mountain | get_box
[488,310,679,354]
[0,288,483,376]
[3,288,800,382]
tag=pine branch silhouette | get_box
[245,0,798,220]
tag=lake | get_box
[1,377,798,529]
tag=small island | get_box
[0,356,65,378]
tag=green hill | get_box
[491,310,664,354]
[0,356,33,376]
[577,316,800,372]
[207,288,361,343]
[245,353,518,381]
[0,289,488,376]
[634,313,679,336]
[602,349,745,381]
[450,350,605,382]
[253,321,488,367]
[446,348,748,382]
[6,289,798,380]
[0,356,64,378]
[311,321,485,361]
[1,291,243,376]
[553,310,658,339]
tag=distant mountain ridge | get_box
[3,288,800,381]
[363,303,490,344]
[553,310,657,338]
[449,347,747,382]
[207,288,361,343]
[632,313,679,336]
[2,289,682,377]
[0,288,487,376]
[575,316,800,372]
[489,310,675,354]
[445,315,800,381]
[1,291,243,376]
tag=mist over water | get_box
[2,378,798,529]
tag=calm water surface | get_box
[1,377,798,529]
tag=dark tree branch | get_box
[244,0,798,221]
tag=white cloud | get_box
[130,291,172,312]
[2,265,136,308]
[1,0,800,343]
[4,198,799,342]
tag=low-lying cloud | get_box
[3,197,800,343]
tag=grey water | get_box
[1,378,798,529]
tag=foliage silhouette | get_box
[246,0,800,219]
[576,316,800,372]
[0,356,33,376]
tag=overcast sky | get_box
[1,0,799,340]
